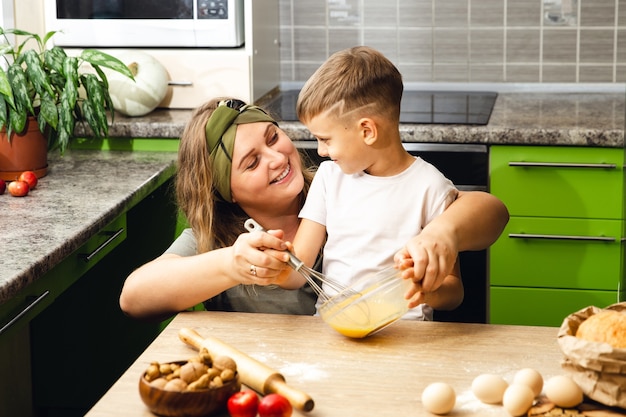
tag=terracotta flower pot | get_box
[0,117,48,181]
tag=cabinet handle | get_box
[0,291,49,336]
[81,228,125,262]
[508,162,616,169]
[508,233,616,242]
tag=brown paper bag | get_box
[557,302,626,409]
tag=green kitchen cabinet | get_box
[489,145,625,326]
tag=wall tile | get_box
[542,64,577,82]
[579,65,614,82]
[579,29,615,63]
[329,28,361,54]
[470,64,504,81]
[506,29,541,63]
[294,1,326,26]
[433,0,468,28]
[294,62,325,81]
[279,27,293,62]
[329,0,360,27]
[398,63,433,82]
[433,63,469,81]
[506,64,540,82]
[398,29,433,63]
[278,0,622,85]
[543,28,577,63]
[507,0,541,27]
[580,0,616,27]
[364,0,397,27]
[279,0,292,27]
[363,31,399,60]
[433,29,469,63]
[619,0,626,26]
[470,0,504,26]
[399,0,433,28]
[293,28,327,61]
[470,29,504,63]
[617,29,626,62]
[617,64,626,82]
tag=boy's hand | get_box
[394,227,458,293]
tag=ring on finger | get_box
[249,264,257,276]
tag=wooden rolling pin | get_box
[179,328,315,412]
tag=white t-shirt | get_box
[299,157,458,318]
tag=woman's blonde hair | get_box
[176,97,316,253]
[296,46,403,124]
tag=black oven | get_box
[294,140,489,323]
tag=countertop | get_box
[0,150,177,305]
[80,92,626,147]
[86,311,583,417]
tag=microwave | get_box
[43,0,245,48]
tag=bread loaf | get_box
[575,310,626,348]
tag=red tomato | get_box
[0,178,5,194]
[258,394,293,417]
[18,170,38,189]
[8,180,29,197]
[227,390,259,417]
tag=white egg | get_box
[421,382,456,415]
[513,368,543,397]
[471,373,509,404]
[502,383,535,416]
[544,375,583,408]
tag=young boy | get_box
[280,46,463,319]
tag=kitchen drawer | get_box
[490,286,623,326]
[490,146,623,219]
[490,216,623,290]
[0,214,126,341]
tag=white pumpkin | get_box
[105,51,169,117]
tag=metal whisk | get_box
[244,218,357,303]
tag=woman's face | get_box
[229,122,305,209]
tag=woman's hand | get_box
[231,229,291,286]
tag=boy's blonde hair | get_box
[296,46,403,124]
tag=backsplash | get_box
[279,0,626,85]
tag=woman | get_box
[119,98,509,321]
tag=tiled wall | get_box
[279,0,626,85]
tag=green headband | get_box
[206,100,277,202]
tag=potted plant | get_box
[0,27,134,179]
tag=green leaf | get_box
[58,88,75,137]
[0,95,7,132]
[23,49,55,98]
[7,63,34,115]
[9,103,26,133]
[39,92,58,130]
[61,56,78,111]
[44,47,66,74]
[82,74,108,137]
[80,49,134,80]
[0,69,15,109]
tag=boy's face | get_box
[305,110,373,175]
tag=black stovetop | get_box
[264,90,498,125]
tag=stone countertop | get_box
[0,150,177,306]
[85,92,625,147]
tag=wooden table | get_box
[86,311,567,417]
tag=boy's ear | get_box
[359,117,378,146]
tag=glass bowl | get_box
[318,266,412,338]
